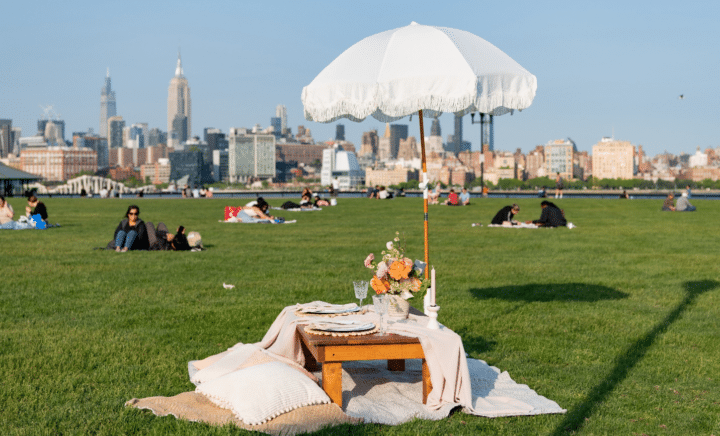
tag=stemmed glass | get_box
[372,294,388,334]
[353,280,369,309]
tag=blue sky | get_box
[1,0,717,157]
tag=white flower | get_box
[376,261,389,279]
[386,241,394,250]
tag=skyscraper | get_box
[430,117,441,137]
[270,117,282,138]
[100,69,117,138]
[0,119,12,158]
[107,116,125,149]
[275,105,287,133]
[37,119,65,143]
[389,124,408,159]
[335,124,345,141]
[167,53,191,148]
[228,129,276,182]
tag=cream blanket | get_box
[249,302,565,422]
[130,302,565,432]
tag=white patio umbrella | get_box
[302,22,537,276]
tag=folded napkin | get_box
[309,320,375,331]
[297,303,358,313]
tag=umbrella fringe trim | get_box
[303,94,535,124]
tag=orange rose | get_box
[388,259,412,280]
[371,275,391,294]
[408,277,422,292]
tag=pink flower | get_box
[364,253,375,268]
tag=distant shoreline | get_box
[31,188,720,200]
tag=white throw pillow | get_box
[190,344,259,385]
[196,361,330,425]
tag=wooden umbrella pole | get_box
[418,110,429,279]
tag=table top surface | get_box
[296,323,422,347]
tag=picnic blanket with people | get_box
[0,195,60,230]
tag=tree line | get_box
[391,176,720,191]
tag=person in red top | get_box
[445,189,459,206]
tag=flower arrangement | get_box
[364,232,427,299]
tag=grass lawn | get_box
[1,196,719,435]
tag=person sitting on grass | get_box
[444,189,459,206]
[367,185,379,199]
[675,192,696,212]
[114,205,149,252]
[25,195,48,225]
[662,193,675,211]
[428,183,441,204]
[459,187,471,205]
[0,196,16,229]
[491,204,520,226]
[528,201,567,227]
[1,196,46,230]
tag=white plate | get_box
[301,306,361,315]
[311,322,375,332]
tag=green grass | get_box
[1,196,719,435]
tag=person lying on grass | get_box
[236,197,277,222]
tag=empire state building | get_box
[99,69,116,138]
[167,53,191,148]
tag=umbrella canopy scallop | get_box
[302,21,537,123]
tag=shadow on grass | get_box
[551,280,718,435]
[454,327,497,354]
[469,283,628,303]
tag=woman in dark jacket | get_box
[490,204,520,225]
[114,205,149,252]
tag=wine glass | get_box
[372,294,388,334]
[353,280,369,308]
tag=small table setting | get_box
[293,296,432,407]
[283,233,450,408]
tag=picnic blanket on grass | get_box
[127,302,565,434]
[271,206,322,212]
[220,218,296,224]
[487,222,575,229]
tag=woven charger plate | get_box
[304,324,379,337]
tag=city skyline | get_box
[1,1,718,157]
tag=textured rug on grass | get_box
[128,357,563,434]
[126,393,359,435]
[319,358,565,424]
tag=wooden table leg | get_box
[299,335,320,372]
[322,362,343,407]
[387,359,405,371]
[422,359,432,404]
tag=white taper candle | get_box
[430,267,436,306]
